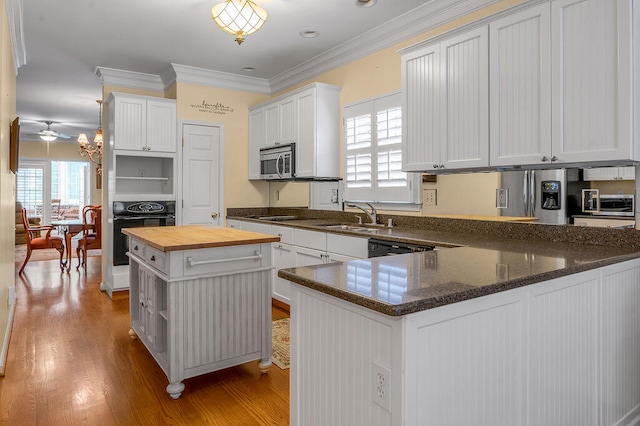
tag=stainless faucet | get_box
[346,202,378,225]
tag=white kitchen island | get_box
[123,225,279,399]
[280,243,640,425]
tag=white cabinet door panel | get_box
[273,242,295,303]
[265,103,279,146]
[551,0,632,163]
[490,4,551,167]
[147,99,176,153]
[114,96,146,151]
[402,44,442,172]
[440,26,489,170]
[248,108,265,180]
[279,96,296,145]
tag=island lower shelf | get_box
[125,227,276,399]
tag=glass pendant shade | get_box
[77,133,89,147]
[94,130,103,146]
[212,0,267,44]
[40,134,57,142]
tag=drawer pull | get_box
[186,251,262,267]
[134,245,139,251]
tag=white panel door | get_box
[181,123,223,226]
[265,103,279,146]
[279,96,296,145]
[272,242,295,303]
[248,108,265,180]
[490,4,551,167]
[146,99,176,153]
[528,271,599,425]
[402,43,442,172]
[441,26,489,171]
[114,96,146,151]
[551,0,632,163]
[295,87,316,178]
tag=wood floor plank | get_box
[2,256,290,425]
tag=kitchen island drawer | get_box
[129,237,146,258]
[294,229,327,251]
[144,245,167,274]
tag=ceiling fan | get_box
[36,121,71,141]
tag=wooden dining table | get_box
[50,219,93,271]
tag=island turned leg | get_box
[166,381,185,399]
[128,328,138,340]
[258,358,271,374]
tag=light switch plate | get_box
[496,188,508,209]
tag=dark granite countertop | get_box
[227,208,640,316]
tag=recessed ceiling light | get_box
[299,30,319,38]
[355,0,377,7]
[242,67,256,72]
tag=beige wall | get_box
[0,0,17,373]
[175,82,271,210]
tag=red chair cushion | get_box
[30,236,63,249]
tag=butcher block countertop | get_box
[122,225,280,252]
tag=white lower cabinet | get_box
[230,222,369,304]
[290,257,640,425]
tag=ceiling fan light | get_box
[212,0,267,45]
[40,134,57,142]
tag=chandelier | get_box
[78,100,103,175]
[211,0,267,45]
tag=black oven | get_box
[112,201,176,266]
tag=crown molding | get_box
[6,0,26,73]
[169,63,271,94]
[93,66,165,92]
[269,0,502,93]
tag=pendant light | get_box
[212,0,267,45]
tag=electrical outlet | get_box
[496,188,509,209]
[424,189,437,207]
[372,361,391,411]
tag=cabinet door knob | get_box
[134,245,139,251]
[211,212,218,219]
[150,255,156,262]
[550,155,558,162]
[433,164,439,169]
[541,156,549,162]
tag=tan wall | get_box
[175,82,271,211]
[422,172,501,216]
[19,140,102,205]
[0,0,17,372]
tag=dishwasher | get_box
[367,238,435,258]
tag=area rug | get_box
[14,244,101,264]
[272,318,290,370]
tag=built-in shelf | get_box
[116,176,170,181]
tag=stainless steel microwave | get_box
[260,143,295,180]
[582,190,634,217]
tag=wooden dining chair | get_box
[19,208,65,274]
[76,205,101,269]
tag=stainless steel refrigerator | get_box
[499,169,586,224]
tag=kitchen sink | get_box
[320,224,382,234]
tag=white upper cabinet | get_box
[551,0,632,164]
[490,4,551,167]
[108,92,176,153]
[402,0,637,172]
[582,166,636,181]
[248,107,266,180]
[248,82,341,180]
[402,26,489,172]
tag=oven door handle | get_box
[114,215,175,221]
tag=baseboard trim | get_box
[0,295,17,376]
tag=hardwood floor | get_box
[2,256,290,425]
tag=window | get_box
[343,92,419,207]
[17,160,91,221]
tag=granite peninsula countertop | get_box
[227,211,640,316]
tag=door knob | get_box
[211,212,218,219]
